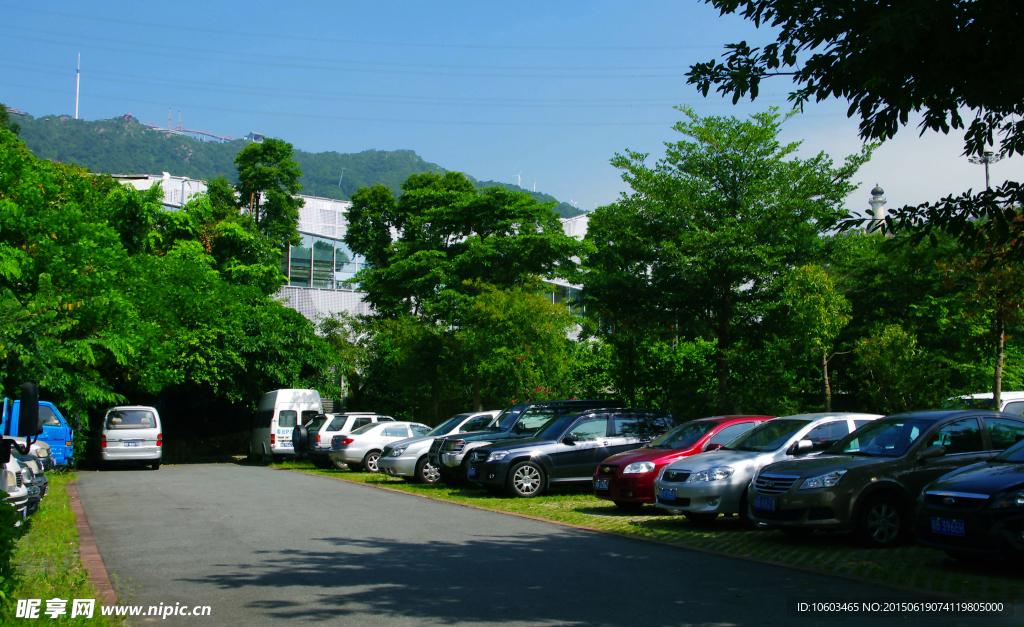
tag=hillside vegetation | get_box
[14,112,584,217]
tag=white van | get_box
[101,405,163,470]
[251,389,323,463]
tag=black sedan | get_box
[467,408,674,497]
[915,437,1024,560]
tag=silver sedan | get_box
[329,421,431,473]
[378,411,499,483]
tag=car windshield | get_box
[495,406,526,430]
[649,421,716,450]
[994,438,1024,463]
[105,410,156,430]
[532,414,583,441]
[727,419,809,452]
[827,418,933,457]
[350,423,380,436]
[428,414,471,437]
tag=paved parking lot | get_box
[75,464,1011,626]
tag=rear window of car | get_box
[327,417,348,431]
[106,410,157,430]
[277,411,297,429]
[351,423,381,435]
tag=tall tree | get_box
[782,264,851,412]
[0,103,19,136]
[234,138,304,247]
[686,0,1024,255]
[584,107,870,412]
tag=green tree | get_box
[686,0,1024,255]
[234,138,304,247]
[584,107,870,412]
[854,325,951,414]
[782,264,851,412]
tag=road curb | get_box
[67,481,118,606]
[280,467,980,602]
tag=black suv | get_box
[468,408,677,497]
[428,399,625,485]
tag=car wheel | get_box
[151,460,161,470]
[416,457,442,484]
[684,512,718,525]
[614,501,644,511]
[362,450,382,473]
[857,494,908,547]
[507,461,546,498]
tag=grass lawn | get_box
[273,459,1022,602]
[4,474,124,626]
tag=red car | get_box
[593,415,774,510]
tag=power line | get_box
[1,4,740,52]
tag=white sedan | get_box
[329,421,431,472]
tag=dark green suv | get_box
[747,410,1024,547]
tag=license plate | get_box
[280,442,293,448]
[753,496,775,511]
[123,441,140,447]
[595,479,609,491]
[468,467,478,478]
[658,487,676,501]
[930,517,965,537]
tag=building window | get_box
[289,234,313,287]
[312,237,335,288]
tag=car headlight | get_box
[688,466,734,482]
[5,471,14,490]
[35,448,50,458]
[445,439,466,453]
[487,450,510,462]
[623,461,656,474]
[799,470,847,490]
[389,447,407,457]
[991,490,1024,509]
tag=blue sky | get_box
[2,0,1019,215]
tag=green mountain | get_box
[13,112,585,218]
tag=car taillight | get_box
[157,433,162,447]
[271,434,276,445]
[341,438,354,446]
[101,434,107,449]
[316,434,321,444]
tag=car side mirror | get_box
[916,444,946,462]
[704,442,723,452]
[562,434,577,445]
[789,439,814,455]
[18,382,42,437]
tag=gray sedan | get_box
[329,421,431,473]
[378,411,499,483]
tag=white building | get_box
[115,173,588,321]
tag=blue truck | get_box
[1,398,76,467]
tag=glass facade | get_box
[283,233,364,289]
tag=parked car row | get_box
[262,389,1024,560]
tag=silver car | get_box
[378,411,499,483]
[653,413,882,527]
[329,421,431,473]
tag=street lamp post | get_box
[967,150,1004,191]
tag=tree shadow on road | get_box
[176,529,909,626]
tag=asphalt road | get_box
[75,464,1011,627]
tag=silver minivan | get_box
[102,405,163,470]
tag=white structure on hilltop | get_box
[114,173,589,322]
[867,184,888,232]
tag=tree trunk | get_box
[472,374,483,412]
[822,352,832,413]
[994,311,1005,410]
